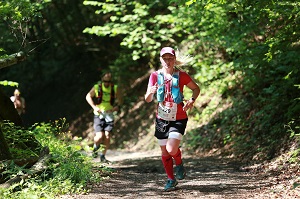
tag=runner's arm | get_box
[183,80,200,112]
[187,80,200,100]
[86,87,100,112]
[145,82,158,103]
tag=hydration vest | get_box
[156,71,184,104]
[94,81,115,105]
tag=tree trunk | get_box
[0,128,11,160]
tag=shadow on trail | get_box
[85,154,270,199]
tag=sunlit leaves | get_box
[83,1,183,60]
[0,80,19,87]
[83,1,103,7]
[0,0,40,21]
[0,0,48,56]
[1,120,99,198]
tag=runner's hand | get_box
[183,99,194,112]
[150,82,158,94]
[94,107,101,113]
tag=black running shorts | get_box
[154,117,188,139]
[93,115,114,132]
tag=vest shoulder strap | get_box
[157,70,164,85]
[172,71,180,87]
[94,81,102,97]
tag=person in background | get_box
[86,72,121,162]
[10,88,26,115]
[144,47,200,191]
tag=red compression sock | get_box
[161,154,175,180]
[171,148,182,166]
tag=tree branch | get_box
[0,52,26,70]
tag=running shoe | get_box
[100,154,109,163]
[175,163,186,180]
[164,179,178,192]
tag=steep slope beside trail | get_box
[61,149,300,199]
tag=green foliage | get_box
[0,0,37,21]
[0,80,19,87]
[173,0,300,161]
[283,118,300,176]
[31,119,94,184]
[0,119,106,199]
[0,0,45,58]
[0,0,299,168]
[83,0,186,61]
[2,122,42,159]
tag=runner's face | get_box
[160,53,175,69]
[102,79,111,87]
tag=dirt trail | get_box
[61,150,300,199]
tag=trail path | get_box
[61,150,299,199]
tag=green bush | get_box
[0,119,105,199]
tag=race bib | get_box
[157,102,177,121]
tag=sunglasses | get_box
[161,56,175,62]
